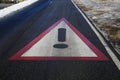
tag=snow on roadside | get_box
[0,0,39,18]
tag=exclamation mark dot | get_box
[53,28,68,49]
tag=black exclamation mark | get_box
[58,28,66,42]
[53,28,68,49]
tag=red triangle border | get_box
[9,18,109,61]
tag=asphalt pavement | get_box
[0,0,120,80]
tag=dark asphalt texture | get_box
[0,0,120,80]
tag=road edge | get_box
[0,0,39,19]
[71,0,120,70]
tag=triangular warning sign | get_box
[9,18,109,60]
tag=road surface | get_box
[0,0,120,80]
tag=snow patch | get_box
[0,0,39,18]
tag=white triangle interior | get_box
[22,21,97,57]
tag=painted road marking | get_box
[53,28,68,49]
[58,28,66,42]
[71,0,120,70]
[9,18,109,60]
